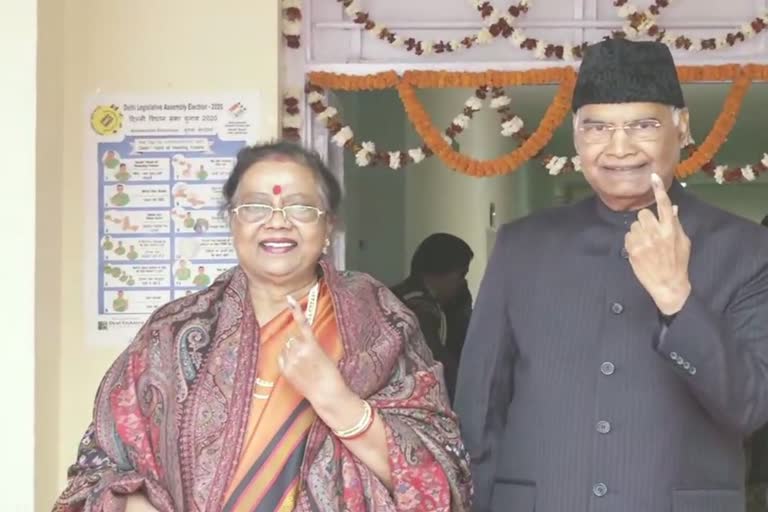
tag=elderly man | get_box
[455,38,768,512]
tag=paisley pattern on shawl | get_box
[53,258,472,512]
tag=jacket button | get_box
[600,361,615,376]
[593,483,608,497]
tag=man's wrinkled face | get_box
[574,102,690,211]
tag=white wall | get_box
[0,0,37,509]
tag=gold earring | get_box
[322,238,330,254]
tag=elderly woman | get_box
[54,142,472,512]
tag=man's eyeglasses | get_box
[577,119,663,144]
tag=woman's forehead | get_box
[234,161,322,203]
[239,160,317,189]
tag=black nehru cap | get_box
[572,38,686,112]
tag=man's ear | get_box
[677,108,691,147]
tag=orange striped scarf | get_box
[222,281,342,511]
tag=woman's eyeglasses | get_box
[231,204,326,225]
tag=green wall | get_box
[337,90,407,286]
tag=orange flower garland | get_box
[306,64,766,179]
[676,67,751,177]
[397,69,575,176]
[309,71,400,90]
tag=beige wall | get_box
[36,0,65,509]
[1,0,37,509]
[35,1,280,509]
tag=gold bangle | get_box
[333,400,374,439]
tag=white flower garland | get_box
[409,147,427,163]
[741,165,755,181]
[281,88,302,140]
[338,0,509,55]
[617,0,768,52]
[331,126,354,147]
[316,0,768,60]
[709,158,767,184]
[281,0,302,49]
[308,85,494,169]
[355,141,376,166]
[488,87,525,137]
[544,155,581,175]
[389,151,403,169]
[474,0,667,59]
[538,154,766,184]
[713,165,727,184]
[501,117,524,137]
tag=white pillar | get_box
[0,0,37,510]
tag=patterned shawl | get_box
[53,259,473,511]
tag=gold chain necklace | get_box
[253,281,320,400]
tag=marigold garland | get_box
[402,67,574,88]
[396,70,575,176]
[305,84,490,168]
[676,68,752,177]
[305,65,767,179]
[309,71,400,90]
[304,84,530,169]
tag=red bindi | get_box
[272,184,282,195]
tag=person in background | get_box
[392,233,474,403]
[54,141,471,512]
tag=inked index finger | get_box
[651,173,673,225]
[286,295,314,339]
